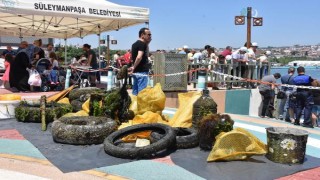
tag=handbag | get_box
[276,90,286,99]
[28,69,42,87]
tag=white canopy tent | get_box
[0,0,149,38]
[0,0,149,63]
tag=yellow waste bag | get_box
[137,83,166,115]
[207,128,267,162]
[129,94,138,115]
[169,91,201,128]
[63,110,89,117]
[82,98,90,113]
[119,111,168,142]
[57,97,70,104]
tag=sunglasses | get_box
[145,33,151,36]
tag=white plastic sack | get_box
[28,69,42,86]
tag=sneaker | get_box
[50,82,55,85]
[259,115,266,118]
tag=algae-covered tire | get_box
[52,116,117,145]
[104,123,176,159]
[151,127,199,149]
[68,87,104,101]
[15,102,73,123]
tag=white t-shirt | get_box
[246,48,256,64]
[231,50,245,66]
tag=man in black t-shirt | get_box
[82,43,98,86]
[129,27,152,95]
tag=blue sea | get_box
[271,66,320,82]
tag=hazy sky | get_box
[64,0,320,51]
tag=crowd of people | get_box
[1,29,319,128]
[161,42,271,89]
[258,66,320,128]
[0,40,62,91]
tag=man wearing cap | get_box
[229,47,247,88]
[178,45,189,54]
[258,73,281,118]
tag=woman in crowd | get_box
[9,44,32,91]
[49,52,59,69]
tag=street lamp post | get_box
[235,7,263,48]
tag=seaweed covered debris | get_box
[198,113,234,151]
[104,65,134,124]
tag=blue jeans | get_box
[132,72,149,95]
[295,91,314,125]
[278,90,294,119]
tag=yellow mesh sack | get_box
[169,91,201,128]
[137,83,166,115]
[129,94,138,115]
[57,97,70,104]
[207,128,267,162]
[82,98,90,113]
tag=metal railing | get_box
[187,61,272,89]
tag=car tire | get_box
[151,127,199,149]
[52,116,117,145]
[104,123,176,159]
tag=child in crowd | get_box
[1,54,13,88]
[43,64,59,85]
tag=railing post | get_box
[197,66,207,91]
[107,67,114,90]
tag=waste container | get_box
[266,127,309,164]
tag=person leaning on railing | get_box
[258,73,281,118]
[230,47,247,87]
